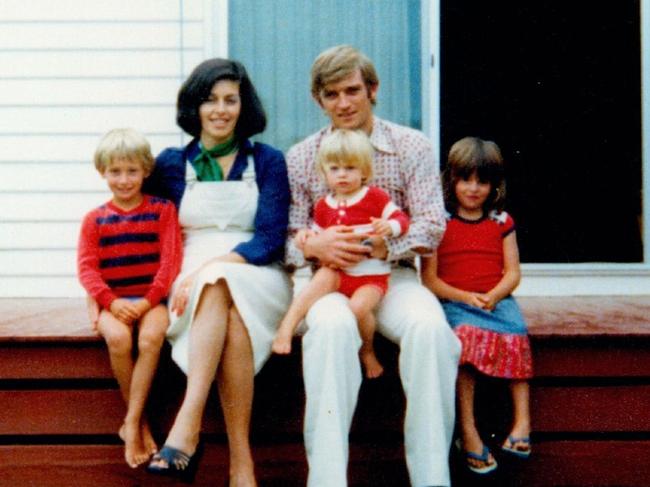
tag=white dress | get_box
[165,157,292,374]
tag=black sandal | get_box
[147,442,204,484]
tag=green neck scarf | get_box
[192,137,239,181]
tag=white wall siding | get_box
[0,0,217,297]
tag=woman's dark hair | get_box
[176,58,266,139]
[443,136,506,213]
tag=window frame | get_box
[424,0,650,295]
[216,0,650,295]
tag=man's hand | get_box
[303,225,371,269]
[294,228,316,251]
[365,235,388,260]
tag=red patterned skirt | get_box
[454,324,533,378]
[442,296,533,379]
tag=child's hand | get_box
[463,292,489,309]
[479,292,498,311]
[295,228,316,251]
[133,298,152,317]
[109,298,140,325]
[272,329,293,355]
[86,295,100,331]
[370,217,393,237]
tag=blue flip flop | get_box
[502,435,531,458]
[456,439,498,474]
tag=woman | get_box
[144,58,292,485]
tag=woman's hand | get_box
[171,253,245,317]
[171,272,197,317]
[109,298,140,325]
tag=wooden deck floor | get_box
[1,296,649,486]
[3,295,650,339]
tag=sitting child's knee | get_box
[347,302,368,322]
[104,328,133,355]
[138,328,166,354]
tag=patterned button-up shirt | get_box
[285,116,446,268]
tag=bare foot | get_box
[123,420,151,468]
[141,420,158,455]
[272,332,292,355]
[228,461,257,487]
[229,466,258,487]
[360,349,384,379]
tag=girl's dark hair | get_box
[176,58,266,139]
[443,136,506,213]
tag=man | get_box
[285,45,461,487]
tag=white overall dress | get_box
[165,156,292,374]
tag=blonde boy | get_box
[77,128,182,467]
[273,129,409,378]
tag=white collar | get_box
[324,186,369,208]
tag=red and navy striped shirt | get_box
[77,195,182,309]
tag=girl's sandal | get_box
[501,435,532,459]
[456,439,498,474]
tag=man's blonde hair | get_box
[93,128,155,174]
[311,45,379,103]
[317,129,374,184]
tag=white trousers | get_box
[302,268,461,487]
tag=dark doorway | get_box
[440,1,643,263]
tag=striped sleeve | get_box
[77,209,118,309]
[372,186,410,237]
[144,201,182,307]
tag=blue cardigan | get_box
[143,138,290,266]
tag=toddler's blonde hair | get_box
[316,129,374,184]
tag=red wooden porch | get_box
[0,297,649,486]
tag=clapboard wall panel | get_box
[0,0,203,20]
[1,79,181,105]
[0,222,81,248]
[0,163,103,192]
[0,135,180,161]
[0,23,203,50]
[0,193,111,221]
[0,106,177,133]
[0,0,218,297]
[0,51,204,78]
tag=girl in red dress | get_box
[423,136,532,474]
